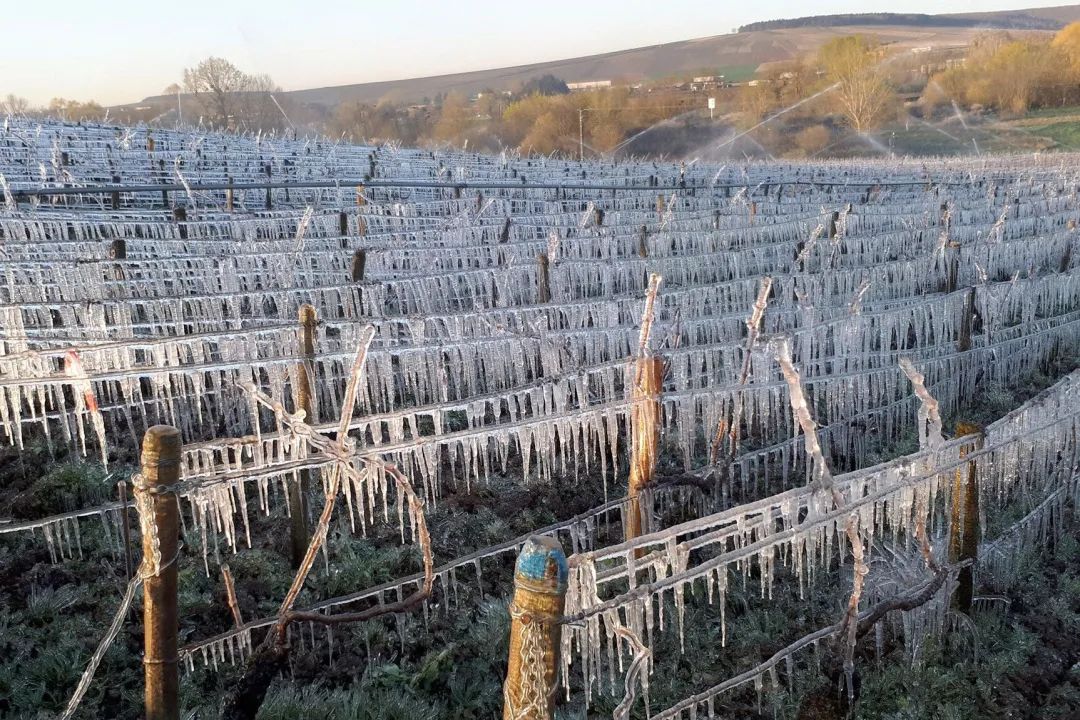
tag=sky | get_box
[0,0,1064,106]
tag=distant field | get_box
[995,106,1080,150]
[646,64,758,84]
[1014,106,1080,120]
[715,64,759,83]
[1026,121,1080,149]
[888,122,1053,156]
[796,114,1056,158]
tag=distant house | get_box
[690,75,725,91]
[567,80,613,91]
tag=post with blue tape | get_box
[503,536,568,720]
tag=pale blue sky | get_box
[0,0,1060,105]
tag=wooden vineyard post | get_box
[945,251,959,294]
[351,250,367,310]
[356,184,366,206]
[537,253,551,303]
[289,305,317,568]
[225,177,235,213]
[949,422,983,613]
[172,207,187,240]
[827,210,839,239]
[351,249,367,282]
[958,287,976,352]
[264,163,273,210]
[296,303,318,436]
[1061,216,1074,272]
[109,238,126,281]
[503,536,568,720]
[138,425,181,720]
[625,355,665,544]
[942,203,960,293]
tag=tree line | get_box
[732,23,1080,157]
[925,23,1080,114]
[734,34,895,156]
[2,46,895,159]
[1,94,108,122]
[738,12,1060,33]
[1,60,704,159]
[325,83,699,156]
[9,25,1080,160]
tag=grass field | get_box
[1022,120,1080,149]
[714,64,760,83]
[993,105,1080,150]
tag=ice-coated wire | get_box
[59,573,142,720]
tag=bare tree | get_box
[1,94,31,116]
[819,35,894,133]
[237,73,285,133]
[183,57,251,130]
[182,58,287,132]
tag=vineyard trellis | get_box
[1,116,1079,718]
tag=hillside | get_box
[121,4,1080,114]
[948,2,1080,23]
[279,4,1080,108]
[738,10,1064,32]
[282,22,1075,109]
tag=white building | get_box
[567,80,613,91]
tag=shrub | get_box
[795,125,832,156]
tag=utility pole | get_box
[578,108,584,163]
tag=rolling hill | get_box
[123,4,1080,113]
